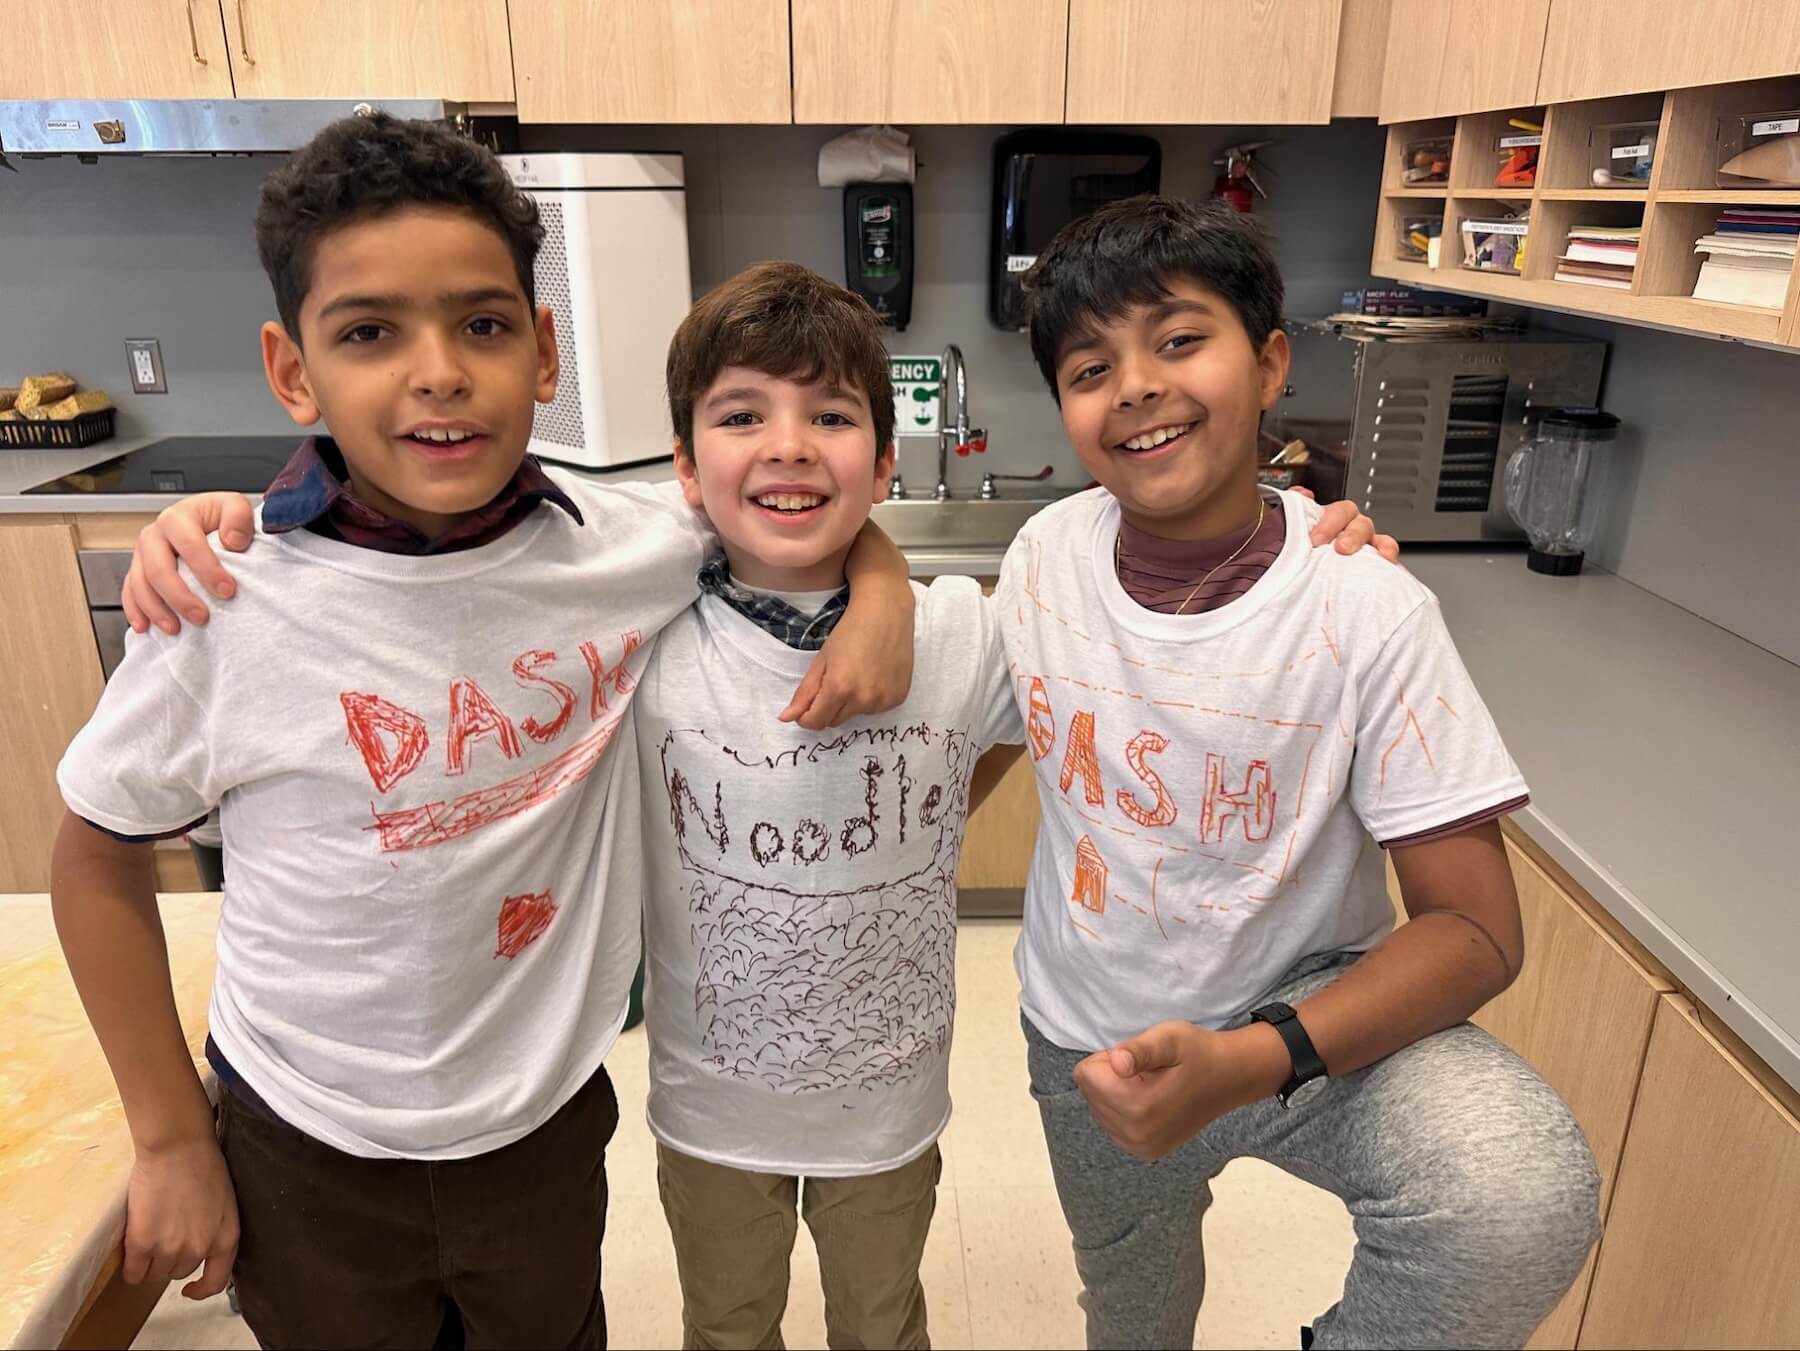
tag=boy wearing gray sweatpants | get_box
[994,195,1600,1350]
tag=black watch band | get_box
[1248,1001,1327,1107]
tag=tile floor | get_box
[135,920,1356,1349]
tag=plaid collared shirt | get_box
[697,554,849,652]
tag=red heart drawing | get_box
[495,890,558,959]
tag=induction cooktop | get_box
[23,436,302,496]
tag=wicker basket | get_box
[0,408,117,450]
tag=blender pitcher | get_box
[1504,408,1620,576]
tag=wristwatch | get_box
[1248,1001,1328,1108]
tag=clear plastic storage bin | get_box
[1717,110,1800,188]
[1494,132,1542,187]
[1398,214,1443,265]
[1460,217,1529,274]
[1400,135,1453,186]
[1589,121,1657,188]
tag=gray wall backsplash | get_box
[1552,315,1800,667]
[0,120,1385,481]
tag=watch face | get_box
[1284,1074,1330,1110]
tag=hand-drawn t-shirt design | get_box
[996,489,1529,1053]
[637,578,1022,1177]
[57,474,709,1159]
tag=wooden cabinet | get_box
[793,0,1067,124]
[1332,0,1394,118]
[1577,996,1800,1349]
[0,0,235,100]
[1067,0,1343,125]
[509,0,790,124]
[957,751,1040,895]
[1378,0,1553,122]
[1538,0,1800,104]
[1479,837,1674,1349]
[219,0,514,101]
[0,524,107,893]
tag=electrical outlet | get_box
[125,338,166,394]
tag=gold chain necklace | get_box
[1114,497,1266,616]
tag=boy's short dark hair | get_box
[1021,195,1285,399]
[667,261,895,457]
[255,112,542,338]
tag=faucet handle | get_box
[956,428,989,457]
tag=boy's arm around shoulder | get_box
[781,519,914,730]
[122,492,257,635]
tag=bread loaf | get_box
[45,389,113,419]
[0,388,17,412]
[19,405,53,421]
[15,373,77,411]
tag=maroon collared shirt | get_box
[260,436,583,553]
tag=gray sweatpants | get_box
[1026,952,1601,1350]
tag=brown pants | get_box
[218,1066,617,1350]
[655,1142,941,1351]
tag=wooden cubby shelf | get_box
[1372,77,1800,350]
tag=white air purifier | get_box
[503,152,692,469]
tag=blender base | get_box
[1527,547,1584,576]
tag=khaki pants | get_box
[655,1142,942,1350]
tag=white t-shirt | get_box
[58,474,708,1159]
[636,577,1023,1176]
[995,489,1528,1052]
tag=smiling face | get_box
[676,366,894,591]
[1052,279,1289,541]
[261,205,558,540]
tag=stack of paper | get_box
[1691,208,1800,309]
[1555,224,1641,290]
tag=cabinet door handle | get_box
[236,0,255,64]
[184,0,208,65]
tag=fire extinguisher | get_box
[1211,142,1272,213]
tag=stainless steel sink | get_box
[870,493,1072,551]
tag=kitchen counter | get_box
[0,892,219,1350]
[0,438,162,507]
[1407,550,1800,1090]
[0,440,681,514]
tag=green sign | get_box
[889,355,941,437]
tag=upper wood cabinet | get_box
[1,0,235,100]
[1067,0,1343,125]
[1332,0,1394,118]
[792,0,1067,124]
[1538,0,1800,104]
[1378,0,1553,122]
[219,0,513,100]
[1576,997,1800,1349]
[510,1,790,124]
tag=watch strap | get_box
[1249,1001,1327,1106]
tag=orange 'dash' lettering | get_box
[1030,678,1283,847]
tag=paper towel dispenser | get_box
[989,130,1161,331]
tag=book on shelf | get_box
[1692,233,1797,260]
[1563,240,1639,265]
[1553,271,1633,290]
[1554,259,1636,282]
[1692,259,1791,308]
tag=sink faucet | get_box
[935,344,986,499]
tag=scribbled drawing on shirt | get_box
[661,725,976,1096]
